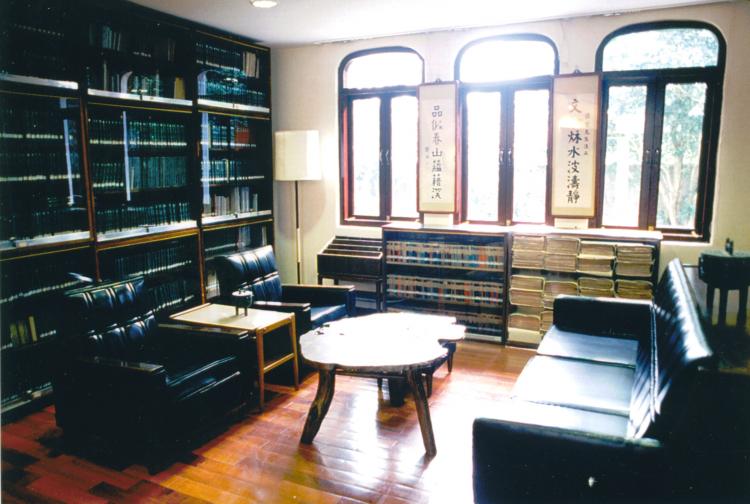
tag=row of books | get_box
[196,42,260,78]
[89,23,177,61]
[387,274,503,307]
[197,75,268,108]
[513,251,654,277]
[1,49,69,81]
[386,240,505,270]
[202,120,255,149]
[0,152,82,183]
[204,224,264,257]
[515,235,655,259]
[91,157,187,191]
[88,118,187,148]
[110,242,193,279]
[3,315,54,349]
[1,207,87,241]
[95,201,191,232]
[10,21,64,39]
[510,274,654,307]
[150,278,197,314]
[205,188,259,216]
[0,254,89,305]
[201,159,262,184]
[89,65,186,99]
[0,107,70,140]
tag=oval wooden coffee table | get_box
[299,312,465,457]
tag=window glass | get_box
[390,96,418,218]
[466,91,501,221]
[343,52,422,89]
[657,82,707,229]
[351,97,381,216]
[460,39,555,83]
[512,89,549,223]
[602,85,648,227]
[602,28,718,71]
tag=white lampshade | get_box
[274,130,321,181]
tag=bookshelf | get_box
[507,226,662,346]
[383,223,508,342]
[0,0,274,421]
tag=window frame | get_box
[339,47,424,226]
[595,21,725,241]
[455,34,559,226]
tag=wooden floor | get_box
[1,341,533,504]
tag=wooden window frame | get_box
[595,21,725,241]
[455,34,559,226]
[339,47,424,226]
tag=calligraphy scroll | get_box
[551,73,600,217]
[418,82,458,214]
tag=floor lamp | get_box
[274,130,321,284]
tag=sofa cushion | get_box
[163,355,239,402]
[311,305,348,328]
[537,327,639,367]
[512,356,634,417]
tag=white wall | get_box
[271,1,750,284]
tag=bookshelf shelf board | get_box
[196,98,269,115]
[0,231,91,252]
[87,88,192,107]
[201,210,271,225]
[96,220,197,243]
[0,74,78,90]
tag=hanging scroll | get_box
[418,81,458,214]
[551,73,600,217]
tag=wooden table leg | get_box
[719,288,729,326]
[738,286,748,328]
[301,368,336,444]
[387,378,406,406]
[289,317,299,390]
[407,369,436,457]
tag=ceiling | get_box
[130,0,723,47]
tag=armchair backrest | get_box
[62,278,158,361]
[214,245,283,302]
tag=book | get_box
[578,276,614,290]
[544,253,577,272]
[616,279,653,299]
[512,249,544,269]
[28,316,38,342]
[511,275,544,291]
[577,256,614,276]
[615,261,653,278]
[579,241,616,258]
[513,235,545,251]
[509,312,541,332]
[509,288,543,308]
[545,236,580,255]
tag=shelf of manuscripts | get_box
[0,91,89,250]
[195,32,270,114]
[199,112,272,225]
[383,226,507,341]
[1,245,95,419]
[84,8,191,107]
[508,231,661,345]
[98,234,201,317]
[0,0,78,89]
[87,104,196,242]
[203,219,272,299]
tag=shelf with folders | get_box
[199,111,273,225]
[87,104,197,242]
[98,234,201,317]
[507,229,662,346]
[0,91,90,250]
[203,219,273,299]
[84,11,191,107]
[195,32,270,114]
[383,224,507,342]
[1,245,95,419]
[0,0,78,89]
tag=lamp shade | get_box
[274,130,321,181]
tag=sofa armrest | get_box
[73,355,167,390]
[252,300,312,334]
[473,417,664,503]
[553,295,652,339]
[282,284,356,314]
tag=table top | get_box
[300,312,465,373]
[170,303,293,333]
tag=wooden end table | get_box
[299,312,465,457]
[170,303,299,411]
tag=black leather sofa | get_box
[214,245,356,339]
[472,259,739,502]
[53,278,246,469]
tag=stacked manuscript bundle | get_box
[615,244,655,277]
[509,312,541,332]
[616,279,653,299]
[579,276,615,297]
[543,280,578,308]
[577,240,616,277]
[540,310,554,332]
[544,236,578,272]
[512,235,545,269]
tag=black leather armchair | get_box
[214,245,356,339]
[52,278,246,468]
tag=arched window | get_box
[457,35,558,224]
[339,48,424,223]
[596,22,724,239]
